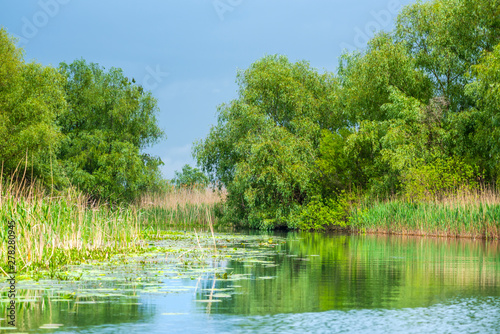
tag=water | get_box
[2,232,500,333]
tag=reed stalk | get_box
[350,188,500,239]
[0,177,225,275]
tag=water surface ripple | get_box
[1,232,499,333]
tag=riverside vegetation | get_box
[0,174,223,277]
[1,0,500,279]
[194,0,500,237]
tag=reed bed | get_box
[136,187,225,228]
[350,189,500,239]
[0,178,225,275]
[0,180,143,274]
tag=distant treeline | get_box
[194,0,500,229]
[0,28,165,202]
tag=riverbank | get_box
[0,180,223,277]
[349,190,500,240]
[3,178,499,280]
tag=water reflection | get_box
[200,233,500,314]
[1,232,499,333]
[0,282,153,332]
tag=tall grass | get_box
[0,180,143,274]
[350,189,500,239]
[0,177,224,275]
[136,187,225,228]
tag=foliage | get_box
[194,0,500,229]
[403,157,480,202]
[194,55,337,229]
[0,28,67,185]
[461,43,500,184]
[0,29,167,203]
[3,0,500,230]
[57,59,166,202]
[172,164,209,188]
[338,33,432,124]
[296,192,352,231]
[395,0,500,112]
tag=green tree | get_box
[194,55,337,228]
[317,35,434,197]
[0,28,67,185]
[58,59,165,202]
[194,0,500,229]
[338,33,433,125]
[457,42,500,184]
[172,164,209,188]
[395,0,500,112]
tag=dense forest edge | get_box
[193,0,500,237]
[1,0,500,275]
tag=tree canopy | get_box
[58,59,165,202]
[194,55,337,228]
[0,28,66,184]
[195,0,500,229]
[0,29,166,202]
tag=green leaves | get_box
[338,34,432,124]
[0,28,66,185]
[195,55,335,228]
[395,0,500,112]
[172,165,209,189]
[297,193,351,231]
[57,59,166,202]
[403,157,480,202]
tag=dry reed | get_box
[136,187,225,228]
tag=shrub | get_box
[403,157,480,201]
[296,192,353,230]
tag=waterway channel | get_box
[1,231,499,333]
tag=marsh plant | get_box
[0,174,223,276]
[0,178,143,275]
[350,188,500,239]
[137,187,225,229]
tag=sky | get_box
[0,0,416,179]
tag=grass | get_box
[0,176,224,277]
[349,189,500,239]
[136,187,225,229]
[0,180,143,276]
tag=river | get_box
[1,231,499,333]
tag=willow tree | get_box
[194,55,337,228]
[58,59,165,202]
[0,28,67,185]
[395,0,500,112]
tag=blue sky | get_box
[0,0,415,178]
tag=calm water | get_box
[2,232,500,333]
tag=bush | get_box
[403,157,480,201]
[296,192,352,230]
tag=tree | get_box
[0,28,67,185]
[194,55,337,228]
[172,164,209,188]
[317,35,434,197]
[58,59,165,202]
[338,33,433,125]
[395,0,500,112]
[457,42,500,184]
[194,0,500,229]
